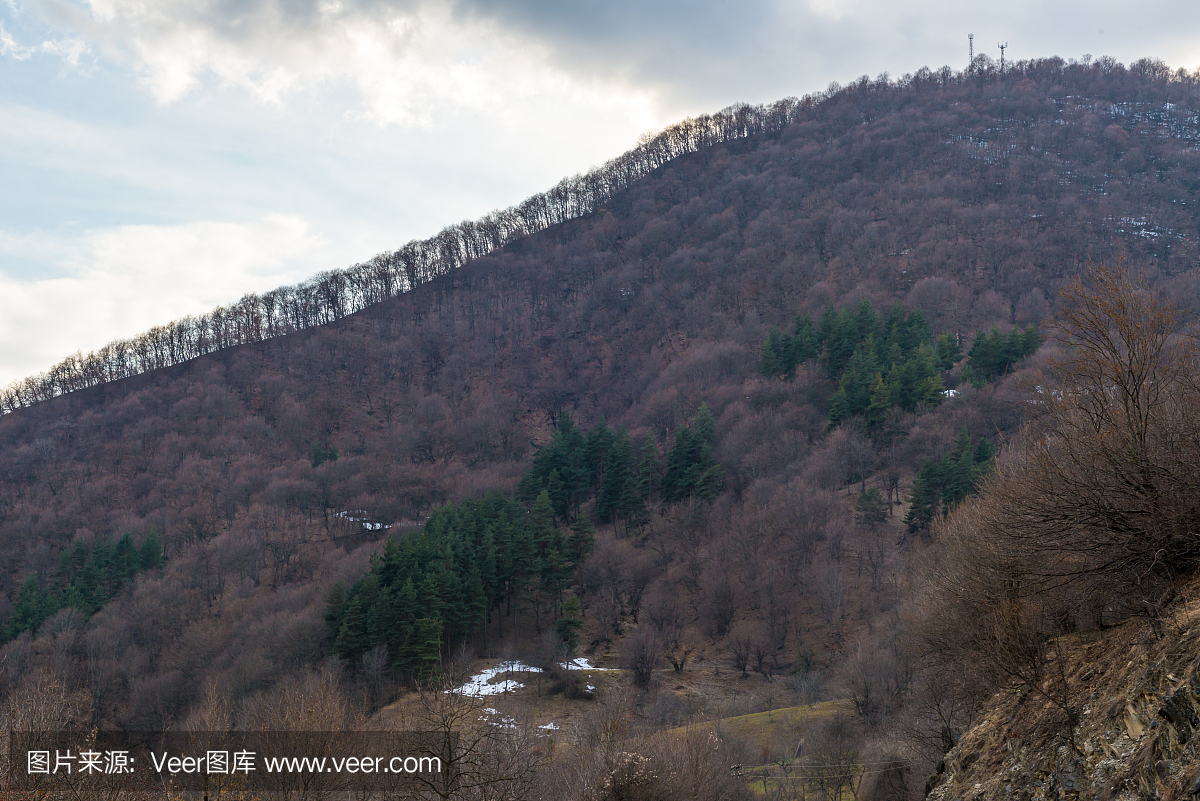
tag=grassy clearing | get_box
[711,700,849,736]
[668,699,850,740]
[664,701,858,798]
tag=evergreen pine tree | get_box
[584,422,616,493]
[853,300,879,347]
[865,374,891,433]
[828,386,851,428]
[822,305,861,379]
[936,333,962,371]
[437,569,466,645]
[387,578,419,657]
[903,466,943,536]
[465,565,487,638]
[418,573,444,622]
[114,534,137,584]
[619,469,645,532]
[325,582,347,635]
[334,594,370,661]
[555,593,584,655]
[660,428,692,502]
[1021,324,1042,358]
[546,469,568,522]
[400,618,443,681]
[637,436,658,502]
[760,328,787,378]
[479,530,499,614]
[7,576,46,639]
[662,408,722,503]
[855,488,888,528]
[566,511,595,569]
[793,316,818,364]
[598,430,635,524]
[830,343,880,422]
[139,531,164,569]
[693,404,716,446]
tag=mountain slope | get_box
[3,56,1200,767]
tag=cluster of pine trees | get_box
[516,410,721,530]
[327,409,722,681]
[325,490,595,680]
[4,533,164,642]
[758,316,820,380]
[660,408,723,504]
[761,301,961,428]
[903,432,996,535]
[517,416,653,528]
[962,325,1042,385]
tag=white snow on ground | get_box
[477,708,518,729]
[334,510,389,531]
[452,661,544,697]
[539,722,559,731]
[943,389,959,398]
[586,684,596,692]
[562,657,613,670]
[452,658,613,697]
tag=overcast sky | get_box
[2,0,1199,385]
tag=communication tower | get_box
[998,42,1007,72]
[969,34,974,71]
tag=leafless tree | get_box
[621,628,662,689]
[399,657,545,801]
[984,264,1200,625]
[728,624,755,679]
[805,713,867,801]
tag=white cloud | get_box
[0,215,329,385]
[0,18,92,72]
[46,0,1200,130]
[64,0,654,126]
[0,21,32,58]
[39,35,90,69]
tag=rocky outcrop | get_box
[927,589,1200,801]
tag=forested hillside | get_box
[5,54,1200,799]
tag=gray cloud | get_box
[452,0,1200,108]
[27,0,1200,118]
[449,0,804,94]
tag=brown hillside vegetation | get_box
[6,56,1200,799]
[918,265,1200,799]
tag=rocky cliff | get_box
[927,580,1200,800]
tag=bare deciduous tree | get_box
[621,628,662,689]
[400,657,545,801]
[982,264,1200,625]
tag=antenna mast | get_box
[998,42,1007,72]
[969,34,974,71]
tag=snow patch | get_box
[334,510,390,531]
[452,661,544,697]
[452,658,608,697]
[477,708,518,729]
[539,722,559,731]
[562,657,613,671]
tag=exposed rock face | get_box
[926,590,1200,801]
